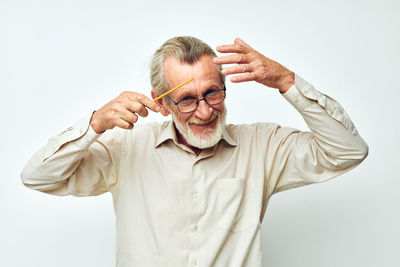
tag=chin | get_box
[187,111,226,148]
[186,128,222,149]
[172,109,227,149]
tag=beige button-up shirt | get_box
[21,75,368,267]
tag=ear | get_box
[151,90,170,116]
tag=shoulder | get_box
[98,121,169,145]
[131,121,169,135]
[126,121,170,142]
[225,122,278,137]
[225,122,302,144]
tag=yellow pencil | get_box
[153,78,194,102]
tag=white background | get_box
[1,0,399,266]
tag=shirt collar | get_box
[155,120,179,148]
[155,120,237,148]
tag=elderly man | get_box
[21,36,368,267]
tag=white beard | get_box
[167,105,226,149]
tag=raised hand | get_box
[213,38,295,93]
[90,91,161,134]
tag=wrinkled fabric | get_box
[21,75,368,267]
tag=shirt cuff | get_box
[43,113,102,161]
[282,83,315,112]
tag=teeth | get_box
[189,112,218,125]
[191,119,212,125]
[197,120,212,125]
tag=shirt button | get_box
[192,258,198,266]
[193,191,199,198]
[193,225,198,232]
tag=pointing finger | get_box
[129,93,160,113]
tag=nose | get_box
[195,99,213,120]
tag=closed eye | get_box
[205,90,218,96]
[181,96,196,101]
[205,90,221,98]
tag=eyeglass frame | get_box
[166,86,226,114]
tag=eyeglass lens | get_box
[178,90,225,113]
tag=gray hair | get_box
[150,36,225,95]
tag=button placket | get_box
[191,163,204,214]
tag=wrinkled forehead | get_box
[163,54,222,97]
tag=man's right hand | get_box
[90,91,161,134]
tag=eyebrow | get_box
[174,83,222,100]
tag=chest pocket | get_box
[216,178,261,232]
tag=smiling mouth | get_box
[189,112,219,126]
[190,119,215,126]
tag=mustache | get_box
[188,111,219,125]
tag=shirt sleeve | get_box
[20,114,120,196]
[263,74,368,198]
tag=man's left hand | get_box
[213,38,295,93]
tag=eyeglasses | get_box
[167,87,226,114]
